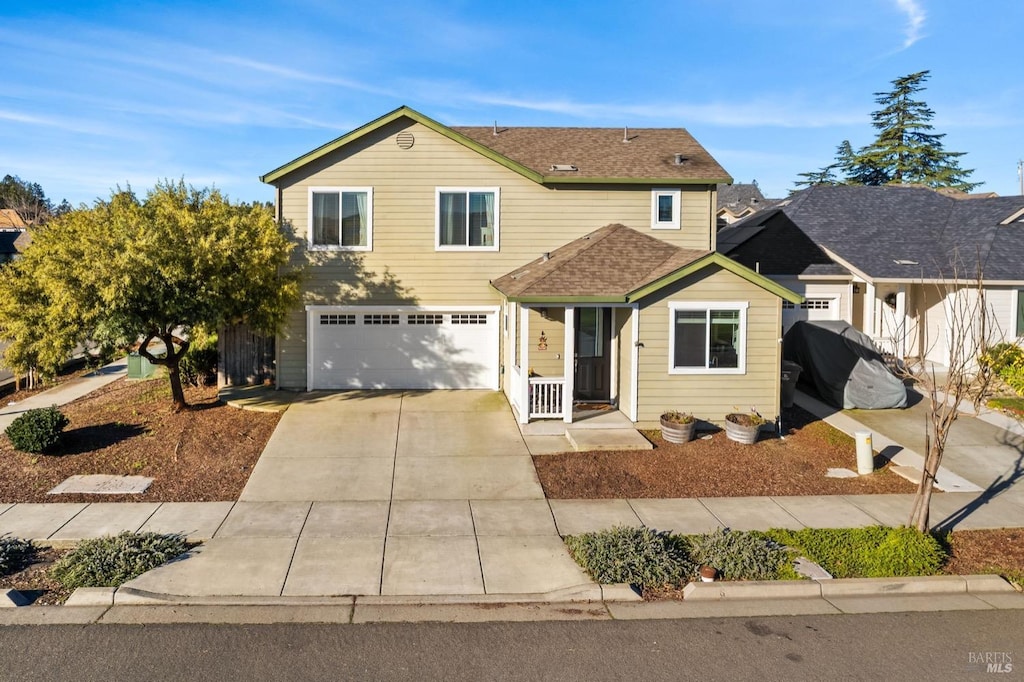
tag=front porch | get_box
[503,301,652,452]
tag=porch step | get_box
[565,428,653,452]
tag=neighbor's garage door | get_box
[309,307,499,390]
[782,298,839,332]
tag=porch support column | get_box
[895,285,907,357]
[864,282,876,338]
[563,305,575,424]
[518,304,530,424]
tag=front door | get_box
[574,307,612,401]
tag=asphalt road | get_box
[0,611,1021,681]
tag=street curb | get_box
[683,574,1017,601]
[54,574,1018,611]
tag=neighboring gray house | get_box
[716,182,777,228]
[717,184,1024,367]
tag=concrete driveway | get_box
[127,390,594,598]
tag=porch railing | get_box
[529,376,564,418]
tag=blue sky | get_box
[2,0,1022,205]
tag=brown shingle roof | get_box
[0,209,26,229]
[454,126,729,182]
[491,224,710,301]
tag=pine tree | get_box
[795,71,981,191]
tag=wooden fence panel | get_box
[218,324,275,387]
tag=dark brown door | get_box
[574,307,612,401]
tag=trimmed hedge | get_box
[5,406,69,453]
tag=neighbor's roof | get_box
[718,185,1024,282]
[261,106,731,186]
[0,209,26,229]
[716,183,777,215]
[490,223,800,304]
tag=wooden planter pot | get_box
[724,413,762,445]
[660,417,696,444]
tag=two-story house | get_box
[259,106,800,428]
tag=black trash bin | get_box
[780,360,802,408]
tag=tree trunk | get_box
[138,330,191,411]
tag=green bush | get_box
[979,343,1024,396]
[0,537,36,575]
[51,532,190,589]
[180,331,219,387]
[5,405,70,453]
[686,528,793,581]
[564,526,695,589]
[766,526,945,578]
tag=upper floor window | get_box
[309,187,372,250]
[668,301,747,374]
[651,188,681,230]
[436,188,499,251]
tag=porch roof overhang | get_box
[490,224,803,305]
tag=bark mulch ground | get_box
[0,377,280,503]
[943,528,1024,586]
[534,406,917,498]
[0,547,73,605]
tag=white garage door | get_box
[308,306,499,390]
[782,298,839,332]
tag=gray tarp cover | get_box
[782,320,908,410]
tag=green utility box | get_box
[127,352,155,379]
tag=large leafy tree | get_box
[0,174,56,224]
[796,71,980,191]
[0,180,302,408]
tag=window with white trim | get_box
[668,302,747,374]
[651,188,681,229]
[1016,289,1024,338]
[309,187,373,250]
[436,188,499,250]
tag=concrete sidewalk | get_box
[2,382,1024,605]
[0,357,127,431]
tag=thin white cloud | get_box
[209,55,397,97]
[0,108,130,138]
[459,92,864,129]
[893,0,926,48]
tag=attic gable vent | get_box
[395,132,415,149]
[549,164,578,172]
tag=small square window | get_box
[651,189,681,230]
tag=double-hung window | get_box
[668,302,747,374]
[651,188,681,229]
[309,187,372,250]
[436,188,499,250]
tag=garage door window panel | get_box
[669,302,747,374]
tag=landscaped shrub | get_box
[5,405,70,453]
[180,331,219,386]
[564,526,695,589]
[51,532,190,589]
[685,528,793,581]
[979,342,1024,396]
[766,526,945,578]
[0,537,36,575]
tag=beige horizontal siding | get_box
[275,118,717,388]
[634,266,782,426]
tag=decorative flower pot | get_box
[724,413,762,445]
[700,565,718,582]
[660,416,696,444]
